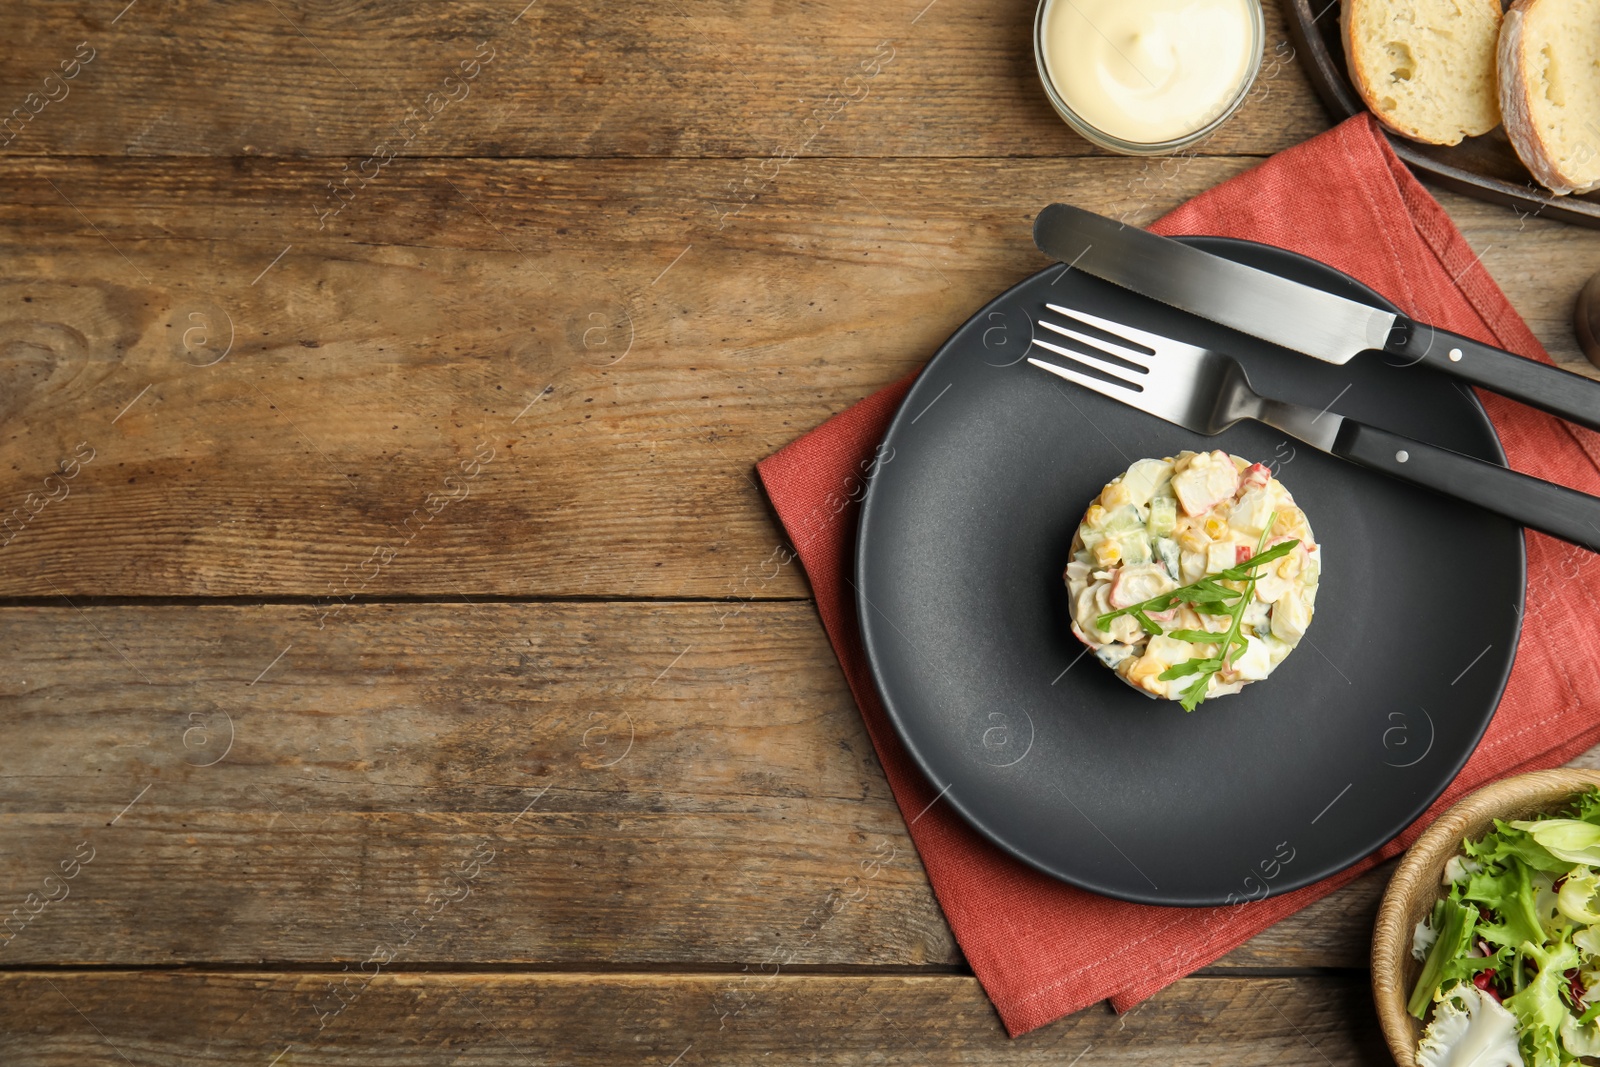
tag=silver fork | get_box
[1028,303,1600,553]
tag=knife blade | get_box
[1033,202,1600,433]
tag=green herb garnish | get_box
[1095,514,1299,712]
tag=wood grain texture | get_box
[1,158,1595,599]
[0,601,954,967]
[0,597,1582,975]
[0,972,1389,1065]
[0,0,1325,159]
[0,596,1394,971]
[2,0,1597,1053]
[0,154,1244,600]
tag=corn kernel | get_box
[1272,507,1305,537]
[1203,516,1227,539]
[1101,484,1132,509]
[1277,553,1302,579]
[1093,540,1122,567]
[1085,504,1107,527]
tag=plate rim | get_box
[854,235,1527,906]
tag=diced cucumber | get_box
[1119,532,1151,566]
[1078,526,1104,555]
[1103,504,1143,532]
[1156,537,1182,580]
[1094,644,1134,668]
[1147,496,1177,538]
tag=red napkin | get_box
[756,113,1600,1037]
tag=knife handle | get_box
[1389,323,1600,433]
[1331,420,1600,552]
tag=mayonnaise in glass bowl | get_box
[1033,0,1264,155]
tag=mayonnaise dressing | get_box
[1039,0,1256,144]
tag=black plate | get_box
[855,238,1525,907]
[1283,0,1600,229]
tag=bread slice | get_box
[1500,0,1600,195]
[1342,0,1503,146]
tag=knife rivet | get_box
[1396,450,1410,463]
[1449,348,1462,362]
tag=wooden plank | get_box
[1437,188,1600,372]
[0,596,1574,971]
[0,972,1386,1065]
[0,0,1327,160]
[0,602,955,967]
[1211,862,1389,970]
[0,155,1248,599]
[3,157,1594,599]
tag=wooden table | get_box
[3,1,1598,1062]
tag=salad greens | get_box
[1411,789,1600,1067]
[1095,520,1300,712]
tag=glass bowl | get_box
[1033,0,1265,156]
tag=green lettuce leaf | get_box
[1559,868,1600,927]
[1568,790,1600,827]
[1511,820,1600,868]
[1467,819,1571,875]
[1410,899,1480,1019]
[1460,856,1546,952]
[1503,935,1583,1067]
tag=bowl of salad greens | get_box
[1374,770,1600,1067]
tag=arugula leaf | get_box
[1167,630,1231,643]
[1178,673,1211,712]
[1158,658,1219,680]
[1209,539,1298,582]
[1094,536,1294,633]
[1088,507,1301,712]
[1166,520,1293,712]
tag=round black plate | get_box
[856,238,1525,907]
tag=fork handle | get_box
[1331,420,1600,552]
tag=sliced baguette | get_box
[1500,0,1600,195]
[1341,0,1503,146]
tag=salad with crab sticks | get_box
[1064,450,1321,711]
[1409,790,1600,1067]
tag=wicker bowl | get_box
[1372,768,1600,1065]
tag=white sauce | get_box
[1039,0,1256,144]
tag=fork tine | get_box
[1037,319,1154,369]
[1045,304,1196,357]
[1026,356,1144,402]
[1031,334,1147,386]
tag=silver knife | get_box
[1033,202,1600,432]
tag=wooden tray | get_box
[1284,0,1600,228]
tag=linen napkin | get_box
[757,113,1600,1037]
